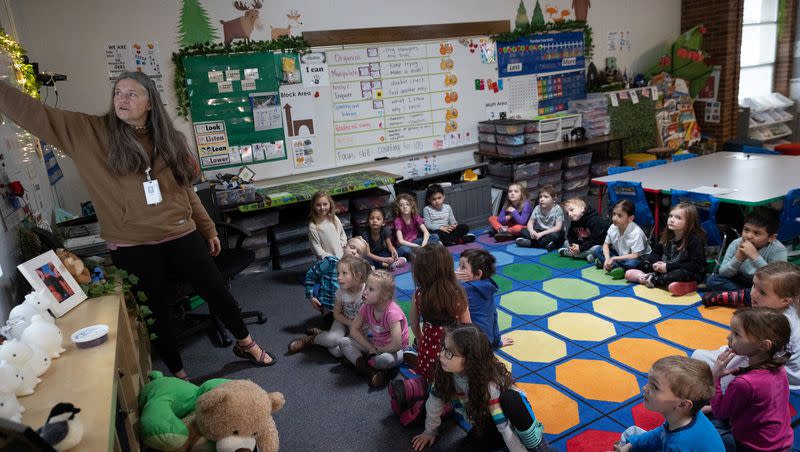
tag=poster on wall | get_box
[193,121,231,168]
[105,41,166,99]
[497,31,585,78]
[280,84,320,170]
[696,66,721,102]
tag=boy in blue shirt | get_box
[455,249,512,348]
[615,356,724,452]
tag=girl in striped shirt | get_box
[411,324,552,451]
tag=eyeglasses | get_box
[440,347,460,360]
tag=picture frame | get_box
[17,250,87,318]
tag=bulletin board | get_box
[183,52,289,170]
[188,22,512,180]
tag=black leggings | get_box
[111,231,249,373]
[462,390,547,451]
[436,224,470,245]
[639,254,697,288]
[519,229,563,249]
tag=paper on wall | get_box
[249,92,282,131]
[105,41,166,101]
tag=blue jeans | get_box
[705,273,752,292]
[590,245,640,270]
[396,234,440,258]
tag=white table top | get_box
[592,152,800,205]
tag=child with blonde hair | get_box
[625,202,706,296]
[304,237,369,314]
[559,198,609,260]
[308,191,347,260]
[394,193,439,261]
[289,255,372,355]
[693,261,800,390]
[709,308,793,450]
[338,270,409,387]
[615,356,723,451]
[488,182,532,242]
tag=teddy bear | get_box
[184,380,284,452]
[55,249,91,285]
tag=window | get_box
[739,0,779,100]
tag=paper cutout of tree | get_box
[531,0,545,27]
[515,0,529,31]
[178,0,219,46]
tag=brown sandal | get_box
[233,339,277,367]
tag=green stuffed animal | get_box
[138,371,229,451]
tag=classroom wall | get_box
[6,0,679,207]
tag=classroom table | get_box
[592,151,800,233]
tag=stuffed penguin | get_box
[36,403,83,451]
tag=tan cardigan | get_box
[0,81,216,244]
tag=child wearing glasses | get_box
[411,324,551,451]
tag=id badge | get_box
[143,180,163,205]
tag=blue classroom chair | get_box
[670,190,722,246]
[636,159,668,169]
[672,153,698,162]
[778,188,800,245]
[607,181,655,230]
[608,166,635,175]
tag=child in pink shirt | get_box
[709,307,793,451]
[338,270,409,387]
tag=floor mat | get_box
[407,236,800,451]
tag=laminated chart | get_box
[327,42,465,165]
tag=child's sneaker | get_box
[586,254,595,263]
[403,349,419,369]
[544,241,557,251]
[494,231,514,242]
[370,369,388,387]
[515,237,532,247]
[594,258,603,269]
[463,233,476,243]
[390,257,408,270]
[287,330,319,354]
[608,267,626,279]
[558,247,569,257]
[668,281,698,297]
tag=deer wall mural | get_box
[219,0,264,44]
[270,10,303,40]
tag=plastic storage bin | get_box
[563,165,590,180]
[350,190,391,211]
[479,133,497,143]
[478,121,497,133]
[494,120,529,135]
[496,134,525,145]
[497,143,536,156]
[623,153,655,167]
[517,175,539,189]
[590,160,618,177]
[563,177,590,191]
[562,187,589,201]
[487,161,540,180]
[539,159,563,173]
[539,171,562,185]
[564,152,593,168]
[479,142,496,153]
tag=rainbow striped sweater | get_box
[424,374,544,451]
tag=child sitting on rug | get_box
[558,198,609,260]
[625,203,706,296]
[411,324,551,451]
[456,249,512,348]
[361,208,406,270]
[707,308,793,451]
[488,182,532,242]
[338,269,409,387]
[703,207,787,306]
[591,199,651,279]
[308,191,347,260]
[614,356,723,451]
[423,184,476,246]
[394,193,439,262]
[303,237,369,315]
[515,184,564,251]
[693,261,800,390]
[288,255,372,356]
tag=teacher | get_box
[0,71,275,378]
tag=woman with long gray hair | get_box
[0,71,276,378]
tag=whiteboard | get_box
[217,36,506,180]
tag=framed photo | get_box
[17,250,87,317]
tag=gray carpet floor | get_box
[152,268,465,451]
